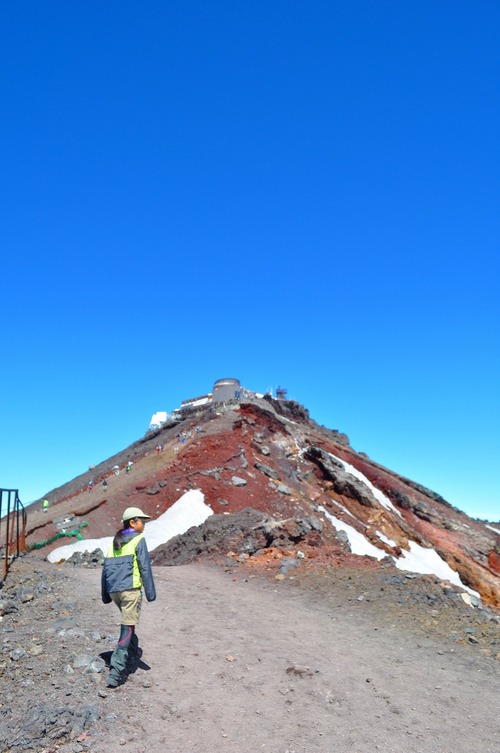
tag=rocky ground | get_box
[1,550,499,753]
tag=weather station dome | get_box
[212,378,241,403]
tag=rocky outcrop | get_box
[263,396,310,423]
[304,446,378,508]
[150,508,349,566]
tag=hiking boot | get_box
[107,673,120,688]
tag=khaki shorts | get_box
[110,589,142,625]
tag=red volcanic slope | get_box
[25,396,500,608]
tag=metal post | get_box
[1,489,26,580]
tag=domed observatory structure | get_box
[212,378,241,403]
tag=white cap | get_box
[122,506,151,522]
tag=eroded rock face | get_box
[25,394,500,609]
[488,548,500,575]
[150,508,348,566]
[304,446,379,508]
[263,395,310,423]
[151,508,271,565]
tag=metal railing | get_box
[0,489,26,580]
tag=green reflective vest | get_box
[107,533,144,589]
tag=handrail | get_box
[29,522,88,550]
[0,488,27,580]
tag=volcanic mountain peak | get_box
[27,392,500,608]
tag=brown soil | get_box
[1,553,499,753]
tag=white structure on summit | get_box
[181,394,212,410]
[212,377,241,403]
[149,377,261,431]
[149,411,168,430]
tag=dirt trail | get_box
[77,564,499,753]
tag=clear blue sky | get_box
[1,2,498,520]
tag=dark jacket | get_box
[101,531,156,603]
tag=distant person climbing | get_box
[102,479,108,492]
[101,506,156,688]
[42,498,49,512]
[126,462,133,474]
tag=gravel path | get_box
[1,555,499,753]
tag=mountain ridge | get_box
[26,393,500,609]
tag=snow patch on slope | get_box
[320,502,479,596]
[395,540,480,597]
[319,506,386,560]
[48,490,213,562]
